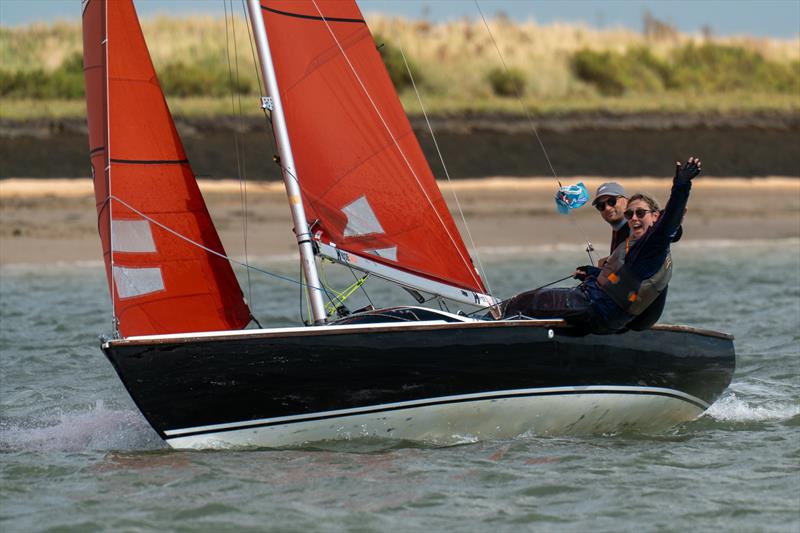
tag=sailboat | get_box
[82,0,735,449]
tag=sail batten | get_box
[259,0,490,300]
[83,0,250,337]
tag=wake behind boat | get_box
[83,0,734,449]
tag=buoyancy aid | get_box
[596,238,672,316]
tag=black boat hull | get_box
[102,318,735,448]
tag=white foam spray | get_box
[0,400,165,452]
[705,392,800,423]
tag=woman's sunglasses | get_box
[593,197,618,211]
[624,208,655,219]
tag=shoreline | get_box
[2,177,798,266]
[1,176,797,197]
[3,112,800,179]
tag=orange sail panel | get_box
[259,1,487,294]
[82,0,250,337]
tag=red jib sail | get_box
[259,0,488,295]
[82,0,250,337]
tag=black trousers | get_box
[502,287,600,330]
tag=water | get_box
[1,240,798,532]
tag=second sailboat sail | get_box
[82,0,250,337]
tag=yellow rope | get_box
[320,259,369,315]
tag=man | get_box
[502,157,701,334]
[592,182,629,254]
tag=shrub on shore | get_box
[373,33,423,90]
[0,52,84,99]
[571,43,799,96]
[158,61,252,97]
[486,67,526,97]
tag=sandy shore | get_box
[1,177,798,265]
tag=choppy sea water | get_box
[1,239,798,532]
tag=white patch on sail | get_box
[366,246,398,261]
[342,196,384,237]
[112,220,156,253]
[113,266,165,299]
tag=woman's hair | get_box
[628,193,660,211]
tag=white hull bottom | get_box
[164,388,706,449]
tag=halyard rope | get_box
[396,42,497,305]
[474,0,596,265]
[223,0,255,307]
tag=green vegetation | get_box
[1,15,798,119]
[572,44,800,96]
[671,44,799,93]
[374,34,422,90]
[486,67,526,97]
[158,61,252,97]
[0,52,84,99]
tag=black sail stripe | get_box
[89,146,105,155]
[261,5,365,24]
[110,158,189,165]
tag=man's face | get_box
[595,195,628,225]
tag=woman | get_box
[502,157,701,334]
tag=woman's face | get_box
[626,199,659,239]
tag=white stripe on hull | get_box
[164,390,705,449]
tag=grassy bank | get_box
[1,14,798,119]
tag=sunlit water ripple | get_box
[1,239,798,532]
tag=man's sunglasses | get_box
[593,197,618,211]
[624,208,655,219]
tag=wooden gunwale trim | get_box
[104,319,732,348]
[650,324,734,340]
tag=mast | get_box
[246,0,327,324]
[102,0,119,338]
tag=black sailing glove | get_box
[674,156,702,184]
[574,265,601,281]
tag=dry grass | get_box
[1,14,798,118]
[369,15,799,100]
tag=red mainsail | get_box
[82,0,250,337]
[258,0,487,294]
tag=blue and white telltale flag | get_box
[555,182,589,214]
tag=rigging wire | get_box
[309,0,490,297]
[241,0,265,98]
[300,265,310,324]
[474,0,596,265]
[319,260,369,315]
[347,263,375,308]
[473,1,559,185]
[395,42,497,306]
[223,0,254,306]
[240,5,381,311]
[466,273,575,318]
[241,1,335,321]
[106,195,323,293]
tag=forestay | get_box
[82,0,250,337]
[257,0,494,306]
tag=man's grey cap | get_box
[592,182,626,204]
